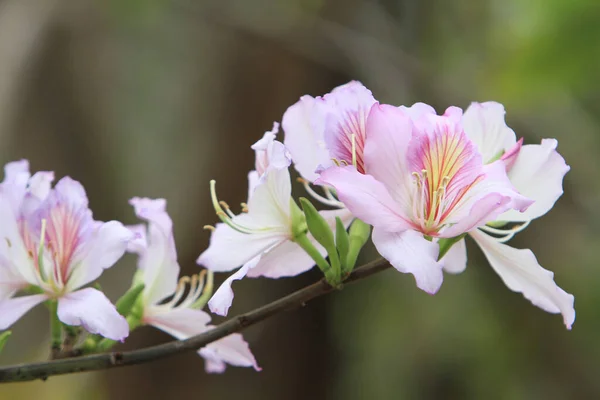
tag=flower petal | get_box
[145,308,260,373]
[67,221,134,290]
[197,222,284,272]
[321,81,376,173]
[208,257,259,316]
[1,160,31,214]
[129,197,179,305]
[200,329,261,373]
[470,229,575,329]
[251,122,291,177]
[247,208,353,279]
[282,95,330,182]
[144,307,211,337]
[363,104,414,210]
[316,166,411,232]
[440,238,467,274]
[499,139,570,222]
[0,294,48,330]
[57,288,129,340]
[462,102,517,163]
[372,228,443,294]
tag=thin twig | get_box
[0,258,390,383]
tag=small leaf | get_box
[437,234,467,260]
[335,217,350,271]
[0,331,11,353]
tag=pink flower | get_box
[282,81,376,181]
[440,102,574,328]
[0,161,132,340]
[198,127,350,316]
[128,197,260,373]
[316,104,533,294]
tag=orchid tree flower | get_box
[282,81,376,208]
[198,128,350,316]
[439,102,575,328]
[0,161,131,340]
[127,197,260,373]
[316,104,533,295]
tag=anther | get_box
[203,225,216,231]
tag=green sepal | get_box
[437,234,467,261]
[290,198,307,238]
[335,217,350,272]
[345,219,371,274]
[299,198,341,280]
[115,283,146,317]
[0,331,11,353]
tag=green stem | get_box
[294,232,337,284]
[48,301,62,355]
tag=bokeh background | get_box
[0,0,598,399]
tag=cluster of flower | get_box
[0,80,574,374]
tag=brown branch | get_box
[0,258,390,383]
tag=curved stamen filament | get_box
[479,220,531,243]
[210,180,257,235]
[298,178,345,208]
[163,271,209,310]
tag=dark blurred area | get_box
[0,0,598,399]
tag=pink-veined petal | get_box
[0,294,48,330]
[499,139,570,222]
[440,238,467,274]
[21,171,55,216]
[57,288,129,340]
[126,224,148,254]
[67,221,134,291]
[200,328,261,373]
[208,257,260,316]
[282,95,330,182]
[372,228,443,294]
[470,229,575,329]
[129,198,179,305]
[321,81,376,173]
[363,104,414,210]
[398,102,436,120]
[462,102,517,163]
[316,166,410,232]
[441,161,534,236]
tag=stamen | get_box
[37,219,49,283]
[209,180,256,234]
[480,220,531,243]
[331,158,342,167]
[203,225,216,231]
[240,203,249,213]
[340,160,349,167]
[219,201,236,219]
[299,178,345,208]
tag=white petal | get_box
[372,228,443,294]
[282,95,331,182]
[470,229,575,329]
[0,294,48,330]
[246,167,292,228]
[199,329,261,373]
[57,288,129,340]
[462,102,517,163]
[68,221,134,290]
[129,198,179,305]
[440,238,467,274]
[197,222,285,272]
[499,139,570,222]
[208,257,259,316]
[145,308,260,372]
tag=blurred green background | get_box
[0,0,598,399]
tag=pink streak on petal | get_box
[501,137,523,171]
